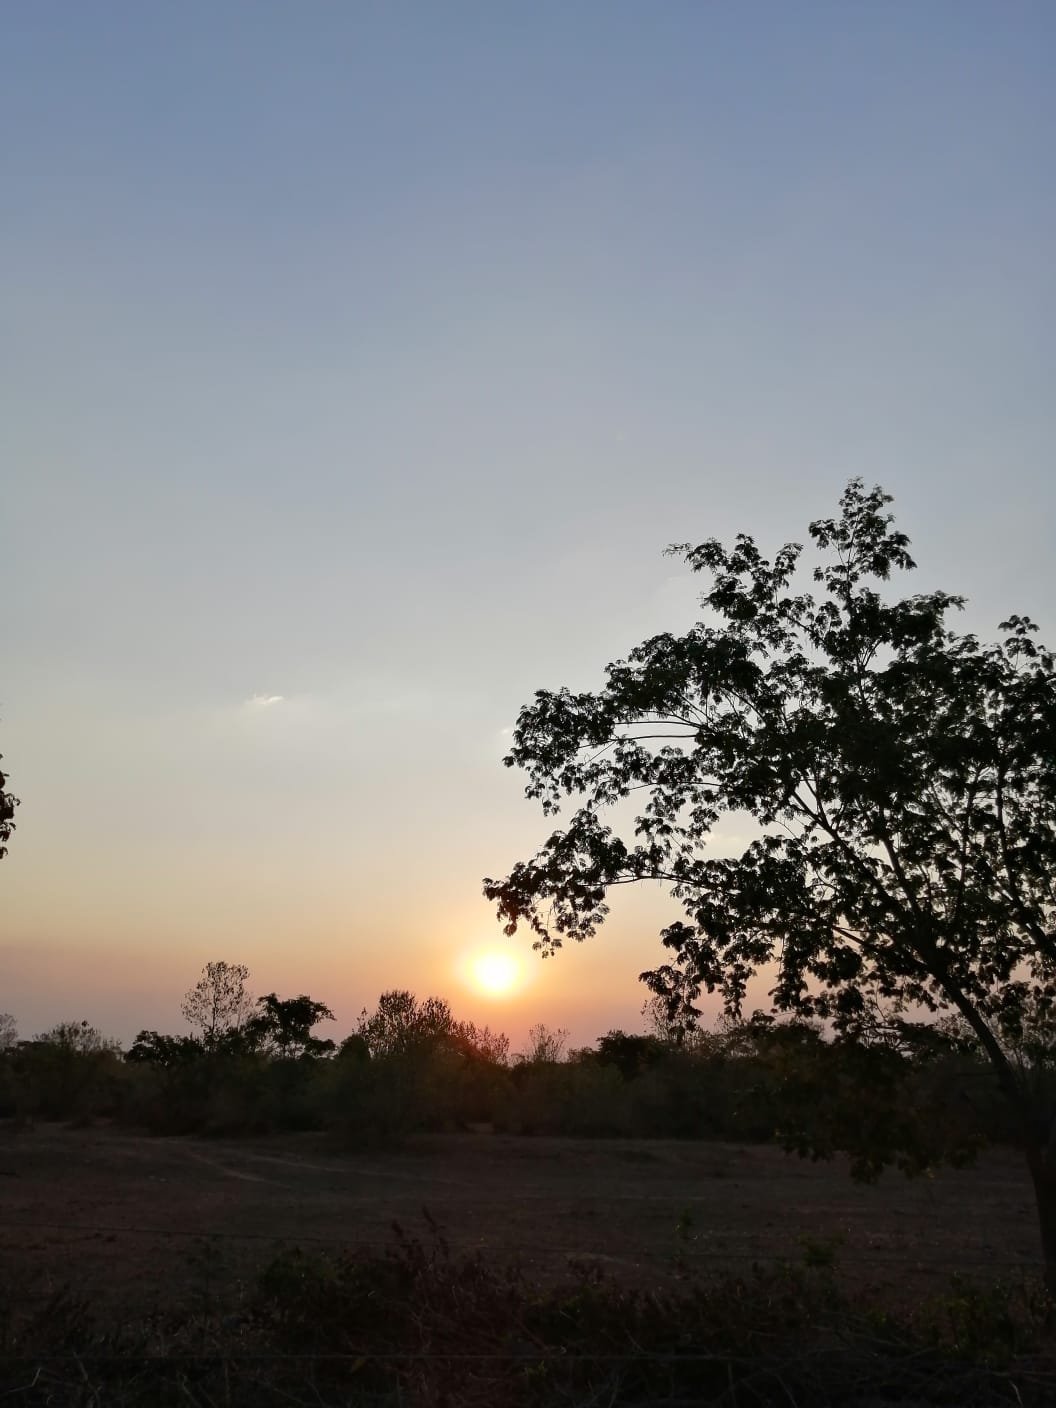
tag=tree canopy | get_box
[485,481,1056,1275]
[355,990,510,1065]
[0,753,17,862]
[181,961,254,1045]
[246,992,336,1059]
[32,1019,120,1055]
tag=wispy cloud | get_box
[245,693,285,709]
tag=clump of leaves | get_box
[0,752,17,861]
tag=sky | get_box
[2,1,1054,1050]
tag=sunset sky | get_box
[3,2,1054,1049]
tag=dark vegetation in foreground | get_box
[4,1218,1056,1406]
[9,975,1054,1401]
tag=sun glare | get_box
[470,950,522,997]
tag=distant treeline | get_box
[0,964,1030,1170]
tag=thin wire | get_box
[2,1349,1053,1367]
[0,1217,1041,1269]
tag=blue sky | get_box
[3,1,1054,1045]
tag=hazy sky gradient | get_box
[3,2,1054,1046]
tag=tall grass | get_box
[2,1219,1053,1405]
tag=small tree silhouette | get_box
[0,1013,17,1052]
[246,993,336,1059]
[181,961,253,1046]
[517,1023,568,1065]
[33,1019,120,1054]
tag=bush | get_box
[4,1222,1053,1406]
[325,1046,513,1144]
[4,1032,127,1123]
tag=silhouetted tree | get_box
[716,1012,983,1179]
[356,991,452,1059]
[516,1023,568,1065]
[485,481,1056,1284]
[337,1032,370,1062]
[181,961,253,1045]
[246,993,336,1059]
[0,1013,17,1053]
[450,1022,511,1066]
[355,991,509,1066]
[32,1019,121,1054]
[126,1030,204,1066]
[0,753,17,861]
[16,1021,121,1121]
[641,993,702,1046]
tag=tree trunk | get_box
[1026,1145,1056,1296]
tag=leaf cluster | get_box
[0,752,17,860]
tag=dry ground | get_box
[0,1122,1043,1316]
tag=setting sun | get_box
[469,950,522,997]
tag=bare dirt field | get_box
[0,1122,1043,1315]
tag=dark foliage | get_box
[0,752,17,861]
[245,992,337,1059]
[126,1031,204,1066]
[594,1030,667,1081]
[2,1221,1054,1406]
[484,481,1056,1277]
[0,1000,1018,1153]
